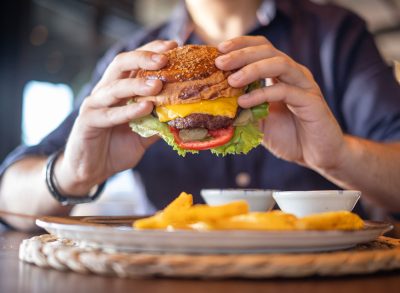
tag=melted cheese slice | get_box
[156,96,238,122]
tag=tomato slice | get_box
[169,126,234,151]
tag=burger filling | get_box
[167,113,234,130]
[154,88,261,150]
[129,75,268,156]
[155,96,238,122]
[169,125,235,151]
[152,95,239,150]
[166,112,236,150]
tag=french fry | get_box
[296,211,364,230]
[134,192,365,232]
[163,191,193,213]
[133,192,193,229]
[133,212,168,229]
[208,211,297,231]
[162,200,249,224]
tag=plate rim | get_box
[36,216,393,237]
[35,216,394,253]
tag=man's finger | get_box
[215,44,281,71]
[228,56,316,90]
[218,35,271,53]
[84,101,154,128]
[238,82,322,117]
[88,78,163,108]
[137,39,178,53]
[94,50,167,91]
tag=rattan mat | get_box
[19,234,400,279]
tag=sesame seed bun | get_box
[134,45,244,106]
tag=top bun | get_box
[137,45,220,82]
[135,45,244,106]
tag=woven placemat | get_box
[19,234,400,279]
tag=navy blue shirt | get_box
[1,0,400,214]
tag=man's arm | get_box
[0,158,72,230]
[321,137,400,212]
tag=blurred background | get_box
[0,0,399,215]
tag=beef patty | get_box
[168,113,234,130]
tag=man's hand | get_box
[216,36,345,172]
[55,40,178,195]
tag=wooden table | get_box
[1,229,400,293]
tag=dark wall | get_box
[0,0,30,161]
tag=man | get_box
[1,0,400,230]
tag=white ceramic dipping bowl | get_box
[200,189,276,212]
[272,190,361,217]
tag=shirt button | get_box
[236,172,251,187]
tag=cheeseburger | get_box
[130,45,268,156]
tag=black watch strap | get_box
[45,150,106,206]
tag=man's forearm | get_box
[319,135,400,212]
[0,157,72,230]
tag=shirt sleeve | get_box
[335,13,400,141]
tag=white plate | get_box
[36,216,393,254]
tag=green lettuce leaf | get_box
[251,103,269,120]
[245,79,265,93]
[210,103,269,156]
[129,115,198,156]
